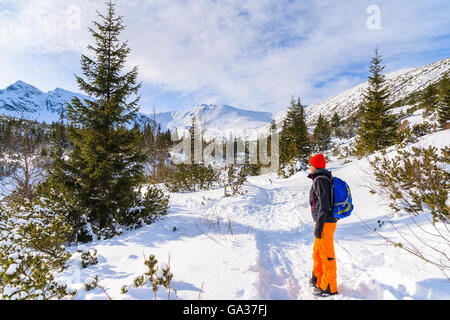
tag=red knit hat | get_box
[309,154,326,169]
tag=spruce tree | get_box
[312,114,332,152]
[279,97,311,175]
[437,73,450,129]
[330,111,343,138]
[356,49,398,156]
[48,1,148,239]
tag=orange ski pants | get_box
[313,222,338,293]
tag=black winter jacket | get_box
[308,168,337,237]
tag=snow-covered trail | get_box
[63,150,450,300]
[209,174,318,300]
[202,177,304,299]
[202,167,386,300]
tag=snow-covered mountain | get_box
[0,81,88,123]
[154,104,273,141]
[0,81,158,127]
[0,82,273,139]
[303,57,450,126]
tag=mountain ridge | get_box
[0,81,274,139]
[303,57,450,126]
[1,56,449,138]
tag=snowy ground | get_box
[57,130,450,300]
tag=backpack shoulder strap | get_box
[312,175,334,208]
[312,175,332,190]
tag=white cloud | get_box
[0,0,449,112]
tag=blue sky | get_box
[0,0,449,114]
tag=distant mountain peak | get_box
[6,80,42,93]
[9,80,30,87]
[150,103,274,141]
[0,81,84,117]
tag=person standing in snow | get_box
[307,154,338,297]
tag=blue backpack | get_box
[331,177,353,219]
[315,175,353,220]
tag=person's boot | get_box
[313,285,338,297]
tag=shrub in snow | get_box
[278,158,307,178]
[0,198,75,300]
[35,186,94,243]
[370,145,449,223]
[368,145,450,277]
[122,254,174,300]
[77,247,98,269]
[84,275,99,292]
[225,165,248,196]
[164,164,220,193]
[395,120,435,146]
[114,184,170,230]
[84,275,112,300]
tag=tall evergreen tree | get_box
[312,114,332,152]
[437,73,450,129]
[356,49,398,155]
[48,1,148,239]
[330,111,343,138]
[279,97,311,173]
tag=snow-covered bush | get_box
[77,247,98,269]
[225,165,248,196]
[0,197,75,299]
[278,158,307,178]
[84,275,112,300]
[34,185,94,243]
[395,120,435,146]
[115,184,170,229]
[121,254,174,300]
